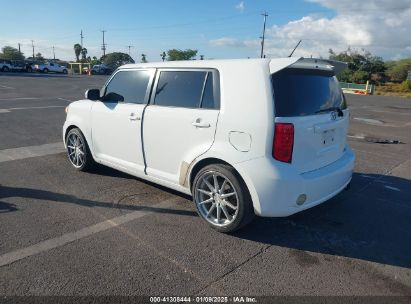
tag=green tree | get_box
[35,52,44,61]
[90,56,101,66]
[0,46,24,60]
[167,49,198,61]
[73,43,82,62]
[102,52,135,69]
[385,58,411,82]
[329,48,386,83]
[81,48,88,62]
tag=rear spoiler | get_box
[269,57,348,75]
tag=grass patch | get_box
[375,81,411,98]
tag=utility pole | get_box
[52,46,56,60]
[127,45,134,57]
[31,40,35,60]
[18,43,21,55]
[80,30,84,49]
[260,12,268,58]
[101,30,107,57]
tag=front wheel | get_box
[43,68,49,73]
[65,128,95,171]
[63,69,68,74]
[193,164,254,233]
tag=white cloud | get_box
[209,37,257,48]
[212,0,411,59]
[235,1,245,13]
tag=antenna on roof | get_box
[288,40,302,57]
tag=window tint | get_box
[154,71,207,108]
[105,70,151,104]
[272,68,346,117]
[201,72,217,109]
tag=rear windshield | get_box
[271,68,346,117]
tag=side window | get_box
[201,72,218,109]
[105,70,151,104]
[154,71,207,108]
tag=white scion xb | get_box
[63,58,355,232]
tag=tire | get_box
[63,69,68,74]
[43,68,49,73]
[65,128,95,171]
[27,67,32,73]
[193,164,255,233]
[2,66,9,72]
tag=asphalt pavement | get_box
[0,74,410,298]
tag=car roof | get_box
[120,58,273,70]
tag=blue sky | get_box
[0,0,410,61]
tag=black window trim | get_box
[102,68,156,105]
[148,68,220,110]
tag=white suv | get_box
[63,58,355,232]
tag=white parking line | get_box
[0,97,39,101]
[0,105,65,113]
[0,84,15,89]
[0,142,65,163]
[57,97,72,102]
[0,198,177,267]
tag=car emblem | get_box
[330,111,337,120]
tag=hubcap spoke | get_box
[197,188,212,196]
[203,178,214,192]
[221,205,232,221]
[219,179,227,194]
[199,198,214,205]
[224,200,237,210]
[213,174,219,191]
[206,203,216,218]
[220,192,236,199]
[216,203,221,223]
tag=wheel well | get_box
[64,125,79,140]
[189,158,242,191]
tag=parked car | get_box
[10,60,27,72]
[90,64,113,75]
[63,58,355,232]
[34,62,68,74]
[0,59,12,72]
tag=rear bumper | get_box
[234,146,355,217]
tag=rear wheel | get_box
[63,69,68,74]
[43,68,49,73]
[65,128,95,171]
[193,164,254,233]
[2,66,9,72]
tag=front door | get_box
[91,69,155,173]
[143,69,220,185]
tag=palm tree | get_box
[73,44,82,62]
[81,48,88,61]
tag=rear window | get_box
[271,68,346,117]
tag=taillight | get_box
[273,123,294,163]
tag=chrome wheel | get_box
[67,132,85,168]
[195,171,239,227]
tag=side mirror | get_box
[85,89,100,101]
[101,92,124,102]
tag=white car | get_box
[63,58,355,232]
[34,62,68,74]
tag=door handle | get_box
[192,119,210,128]
[129,113,141,121]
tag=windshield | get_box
[271,68,346,117]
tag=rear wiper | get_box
[315,107,344,117]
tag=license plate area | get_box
[322,129,335,146]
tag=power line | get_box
[101,30,107,57]
[127,45,134,56]
[80,30,84,49]
[260,12,268,58]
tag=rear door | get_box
[143,69,220,185]
[272,66,348,173]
